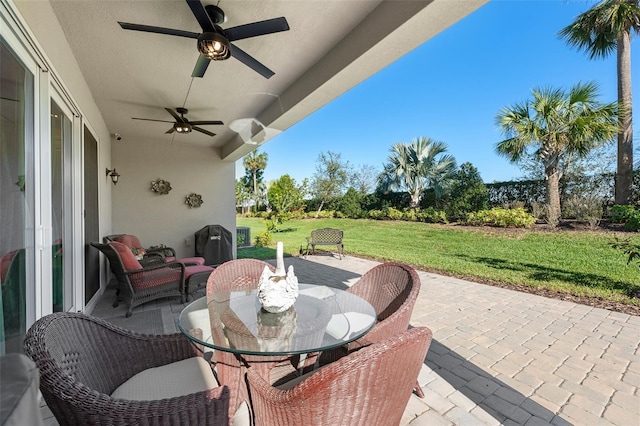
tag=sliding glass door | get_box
[0,39,34,354]
[51,99,74,312]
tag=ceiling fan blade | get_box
[166,127,176,134]
[164,108,184,122]
[189,120,224,126]
[118,22,199,39]
[229,43,274,79]
[224,17,290,42]
[193,126,216,137]
[192,55,211,78]
[185,0,215,32]
[132,117,174,123]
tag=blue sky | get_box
[238,0,636,185]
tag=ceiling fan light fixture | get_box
[174,122,192,133]
[198,32,230,61]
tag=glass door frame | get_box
[50,89,83,313]
[1,5,40,333]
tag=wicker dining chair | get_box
[318,261,424,395]
[206,259,284,423]
[23,312,231,426]
[247,326,433,426]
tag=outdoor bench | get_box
[305,228,344,259]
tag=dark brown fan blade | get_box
[229,43,274,79]
[192,55,211,78]
[224,17,289,41]
[193,126,216,137]
[186,0,215,32]
[165,127,176,134]
[118,22,200,39]
[189,120,223,126]
[165,108,184,122]
[132,117,174,123]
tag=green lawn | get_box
[236,217,640,306]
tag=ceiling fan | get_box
[118,0,289,79]
[132,107,223,136]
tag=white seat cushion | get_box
[326,312,375,341]
[111,357,251,426]
[111,356,217,400]
[276,365,328,390]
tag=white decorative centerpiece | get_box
[257,242,299,313]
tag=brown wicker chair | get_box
[91,242,186,317]
[247,326,433,426]
[206,259,280,423]
[319,261,423,395]
[105,233,205,265]
[23,312,230,426]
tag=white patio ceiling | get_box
[20,0,487,161]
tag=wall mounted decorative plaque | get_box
[185,193,203,208]
[151,179,172,194]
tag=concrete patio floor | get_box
[40,254,640,425]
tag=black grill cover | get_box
[195,225,233,266]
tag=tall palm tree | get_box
[559,0,640,205]
[378,137,456,209]
[242,150,268,212]
[496,82,617,220]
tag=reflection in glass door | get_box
[0,40,33,354]
[51,100,72,312]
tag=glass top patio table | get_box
[178,284,376,356]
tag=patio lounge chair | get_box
[247,326,433,426]
[23,312,233,426]
[92,242,189,317]
[105,233,205,266]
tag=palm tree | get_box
[242,150,268,212]
[378,137,457,209]
[495,82,617,221]
[559,0,640,205]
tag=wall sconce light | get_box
[105,168,120,185]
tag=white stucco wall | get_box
[112,139,237,259]
[13,0,113,237]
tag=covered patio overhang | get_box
[13,0,487,261]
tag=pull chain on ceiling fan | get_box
[118,0,290,79]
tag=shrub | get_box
[624,211,640,232]
[287,209,307,220]
[609,205,637,223]
[335,188,364,218]
[462,207,535,228]
[236,233,245,247]
[530,202,546,220]
[402,208,419,222]
[368,209,384,220]
[563,196,603,230]
[445,162,489,220]
[254,231,272,247]
[385,207,403,221]
[315,210,335,219]
[418,207,448,224]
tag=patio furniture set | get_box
[22,234,432,425]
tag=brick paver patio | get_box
[40,254,640,425]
